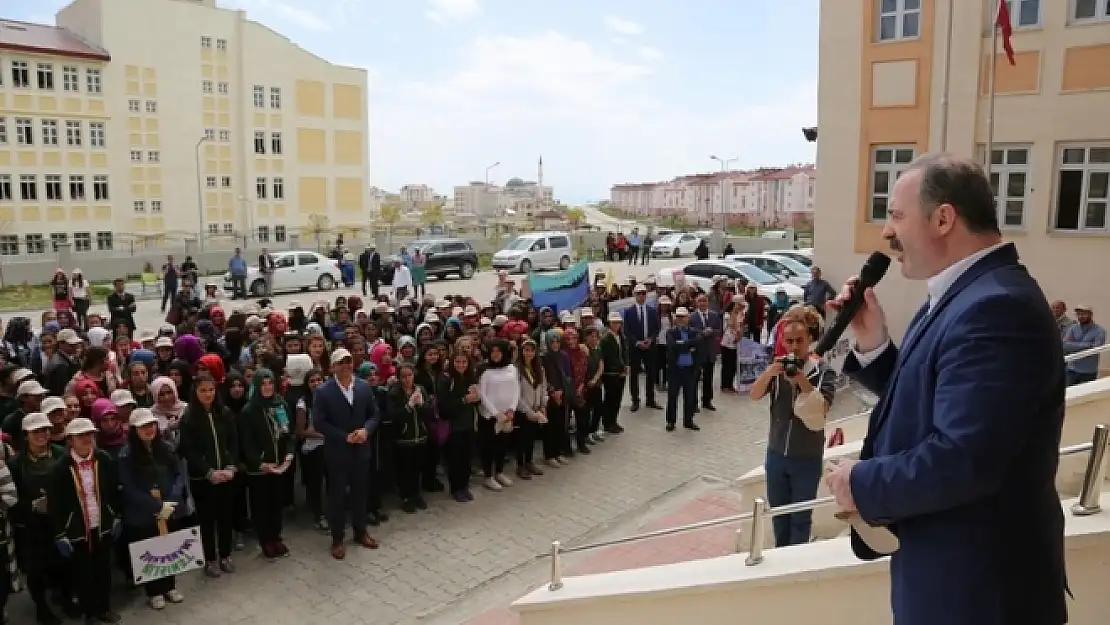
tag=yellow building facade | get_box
[0,0,368,256]
[815,0,1110,339]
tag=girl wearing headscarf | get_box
[369,342,395,382]
[167,359,194,402]
[90,397,127,458]
[294,369,328,532]
[514,338,547,480]
[541,330,573,466]
[50,268,71,312]
[476,339,519,491]
[237,368,293,560]
[196,353,226,386]
[149,376,186,452]
[437,349,479,502]
[386,362,431,513]
[128,350,156,408]
[173,334,205,369]
[71,269,90,330]
[413,343,445,493]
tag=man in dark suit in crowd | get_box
[359,244,380,297]
[664,307,702,432]
[825,154,1068,625]
[620,284,662,412]
[688,292,722,411]
[312,347,383,560]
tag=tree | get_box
[380,203,401,250]
[565,207,585,229]
[304,214,331,251]
[420,201,445,226]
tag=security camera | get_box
[802,127,818,142]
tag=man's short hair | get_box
[906,153,1000,235]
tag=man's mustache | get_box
[887,237,903,253]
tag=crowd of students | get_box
[0,266,811,625]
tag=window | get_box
[0,236,17,256]
[74,232,91,252]
[257,225,270,242]
[145,100,157,113]
[130,150,143,163]
[93,175,109,201]
[271,131,283,154]
[221,176,232,188]
[218,82,229,95]
[1055,144,1110,231]
[878,0,921,41]
[207,223,219,235]
[219,129,231,142]
[253,85,265,108]
[62,66,79,92]
[0,117,6,144]
[36,63,54,90]
[41,119,58,146]
[216,38,228,50]
[201,36,212,48]
[270,87,282,109]
[150,200,162,213]
[256,177,268,199]
[128,99,140,112]
[985,145,1030,228]
[19,175,37,201]
[89,122,105,148]
[65,120,82,147]
[868,145,916,221]
[202,80,213,93]
[204,128,216,141]
[147,150,160,163]
[96,231,113,251]
[275,225,287,242]
[44,174,63,201]
[133,200,146,213]
[11,61,29,88]
[273,177,284,200]
[222,223,234,234]
[254,131,266,154]
[1071,0,1110,22]
[205,176,217,188]
[85,68,102,94]
[15,118,33,145]
[50,233,68,252]
[0,175,10,201]
[25,234,45,255]
[297,253,318,265]
[69,175,85,200]
[1007,0,1041,27]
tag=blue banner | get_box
[528,260,590,314]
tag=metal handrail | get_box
[542,424,1110,590]
[1065,343,1110,364]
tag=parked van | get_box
[492,232,574,273]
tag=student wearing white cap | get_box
[0,378,48,448]
[117,408,187,610]
[49,417,123,624]
[597,312,629,434]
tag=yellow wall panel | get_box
[221,208,235,220]
[295,80,326,117]
[142,68,155,81]
[298,176,327,212]
[17,151,37,166]
[217,98,229,112]
[87,99,105,114]
[12,94,31,109]
[132,183,145,196]
[71,206,89,221]
[149,184,163,197]
[201,49,212,62]
[48,206,65,221]
[39,96,57,111]
[147,134,160,148]
[91,154,108,168]
[218,145,231,159]
[273,204,285,218]
[203,112,215,126]
[332,84,363,120]
[205,191,218,205]
[126,80,140,95]
[129,132,142,146]
[126,65,139,78]
[255,158,268,171]
[201,65,213,78]
[147,168,161,182]
[0,207,12,221]
[254,113,266,126]
[1063,44,1110,92]
[149,216,163,231]
[145,118,159,132]
[270,114,282,126]
[218,113,230,126]
[63,98,81,113]
[219,159,231,171]
[220,192,233,206]
[133,217,148,232]
[257,205,270,218]
[205,208,220,221]
[0,93,5,107]
[131,167,145,180]
[271,159,284,172]
[93,205,110,221]
[42,152,61,167]
[203,96,215,111]
[333,130,362,166]
[336,177,364,212]
[205,144,216,158]
[205,158,217,172]
[143,83,156,97]
[128,118,142,131]
[21,207,41,221]
[68,153,85,168]
[0,152,8,167]
[296,128,327,164]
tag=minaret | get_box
[536,155,544,209]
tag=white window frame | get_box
[11,61,29,88]
[130,150,143,163]
[216,38,228,51]
[128,99,140,113]
[207,223,219,235]
[1069,0,1110,23]
[204,128,216,141]
[85,68,102,94]
[44,174,63,201]
[271,131,283,155]
[254,131,266,154]
[92,175,110,201]
[1007,0,1042,28]
[273,177,285,200]
[69,175,85,200]
[275,225,287,242]
[150,200,162,213]
[49,233,68,252]
[256,176,268,200]
[0,117,6,144]
[147,150,160,163]
[270,87,282,109]
[877,0,921,42]
[205,176,217,189]
[253,85,265,108]
[133,200,146,213]
[19,175,37,201]
[25,234,45,255]
[41,119,58,146]
[96,231,113,251]
[0,175,10,202]
[0,235,18,255]
[1054,143,1110,232]
[218,82,229,95]
[62,66,79,92]
[89,122,106,148]
[36,63,54,90]
[219,129,231,142]
[222,223,234,235]
[221,176,232,188]
[145,100,157,113]
[868,145,916,222]
[65,120,82,147]
[201,36,212,49]
[257,225,270,243]
[15,118,33,146]
[74,232,92,252]
[202,80,213,94]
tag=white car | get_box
[725,253,812,287]
[656,259,804,304]
[766,248,813,267]
[223,250,342,297]
[650,232,703,258]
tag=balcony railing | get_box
[1065,343,1110,364]
[542,424,1110,591]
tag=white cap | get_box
[633,284,647,293]
[479,317,492,326]
[493,315,509,325]
[374,302,388,312]
[580,308,595,317]
[331,347,353,362]
[17,380,47,396]
[64,417,97,436]
[436,299,451,308]
[111,389,137,407]
[607,312,623,323]
[129,408,159,428]
[559,310,574,322]
[658,296,673,305]
[155,337,174,349]
[424,312,440,323]
[463,305,478,316]
[11,368,34,384]
[42,396,66,414]
[21,412,51,432]
[675,307,690,316]
[57,329,82,345]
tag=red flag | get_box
[995,1,1016,66]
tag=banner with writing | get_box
[129,526,205,584]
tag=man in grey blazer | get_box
[688,292,722,411]
[312,347,382,559]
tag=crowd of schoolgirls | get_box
[0,265,792,625]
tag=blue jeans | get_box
[764,449,822,547]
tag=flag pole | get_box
[985,1,1000,181]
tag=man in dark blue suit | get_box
[312,347,383,560]
[621,284,662,411]
[688,293,722,411]
[825,154,1067,625]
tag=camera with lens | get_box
[780,354,803,377]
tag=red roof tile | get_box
[0,19,110,62]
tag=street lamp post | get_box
[484,161,500,217]
[194,136,208,253]
[710,155,738,232]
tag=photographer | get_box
[749,305,835,547]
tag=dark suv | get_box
[381,238,479,285]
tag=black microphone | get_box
[813,251,891,357]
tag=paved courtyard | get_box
[4,258,869,625]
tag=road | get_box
[579,205,647,233]
[5,258,870,625]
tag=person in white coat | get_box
[477,339,519,491]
